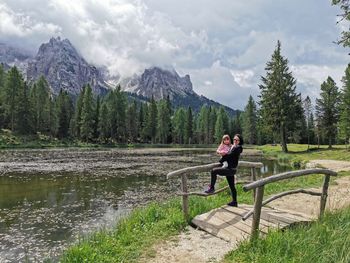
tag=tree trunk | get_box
[280,125,288,153]
[328,137,332,149]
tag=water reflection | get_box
[0,148,289,262]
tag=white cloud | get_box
[0,0,348,109]
[0,3,61,37]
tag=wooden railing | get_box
[166,161,264,221]
[241,168,337,240]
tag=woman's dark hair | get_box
[234,134,244,146]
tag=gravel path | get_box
[141,159,350,263]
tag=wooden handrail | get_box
[166,160,263,221]
[167,161,264,179]
[243,168,337,191]
[242,168,337,240]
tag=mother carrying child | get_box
[204,134,244,207]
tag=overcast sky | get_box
[0,0,348,109]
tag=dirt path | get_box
[141,160,350,263]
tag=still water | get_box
[0,148,289,262]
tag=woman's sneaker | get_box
[227,201,238,207]
[204,186,215,194]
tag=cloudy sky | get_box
[0,0,348,109]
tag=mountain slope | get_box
[26,37,109,96]
[122,67,239,115]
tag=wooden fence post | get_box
[181,174,189,221]
[320,174,330,218]
[251,185,264,240]
[251,168,257,201]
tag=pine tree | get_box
[98,102,110,142]
[242,95,257,145]
[145,96,157,143]
[197,106,209,144]
[56,89,73,139]
[80,84,95,142]
[259,41,299,152]
[71,86,86,138]
[126,100,138,143]
[4,67,23,131]
[115,86,127,142]
[214,109,225,143]
[30,76,51,133]
[208,107,217,144]
[303,96,313,149]
[16,81,32,134]
[139,102,147,142]
[339,64,350,148]
[93,96,101,139]
[231,113,242,136]
[173,107,186,144]
[316,76,340,148]
[184,107,193,144]
[157,99,171,144]
[0,65,5,129]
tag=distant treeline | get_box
[0,42,349,151]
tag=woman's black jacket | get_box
[219,145,243,169]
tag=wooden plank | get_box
[193,204,314,242]
[193,209,252,242]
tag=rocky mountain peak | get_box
[27,37,108,96]
[123,66,194,100]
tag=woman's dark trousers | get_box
[210,167,237,201]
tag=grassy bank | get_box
[258,144,350,168]
[224,206,350,263]
[60,144,348,262]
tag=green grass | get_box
[224,206,350,263]
[258,144,350,168]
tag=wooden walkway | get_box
[192,204,314,242]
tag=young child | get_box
[216,134,232,168]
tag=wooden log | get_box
[251,186,264,240]
[320,174,330,218]
[181,174,189,221]
[167,161,263,179]
[251,167,257,201]
[243,168,337,191]
[242,189,322,221]
[178,181,252,197]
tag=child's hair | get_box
[221,134,231,144]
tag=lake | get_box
[0,148,290,262]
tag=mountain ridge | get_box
[0,37,238,115]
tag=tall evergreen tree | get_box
[71,86,85,138]
[145,96,157,143]
[173,107,186,144]
[30,76,51,133]
[214,109,225,143]
[0,65,6,128]
[259,41,299,152]
[93,96,101,139]
[332,0,350,47]
[115,86,127,142]
[242,95,257,144]
[184,107,193,144]
[303,96,313,149]
[16,81,32,134]
[339,64,350,147]
[126,100,138,142]
[157,99,171,144]
[197,106,209,144]
[139,102,147,142]
[231,113,242,136]
[208,107,217,144]
[4,67,23,131]
[316,76,340,148]
[80,84,95,142]
[98,102,110,142]
[56,89,73,139]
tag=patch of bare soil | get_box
[142,159,350,263]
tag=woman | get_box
[205,134,243,207]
